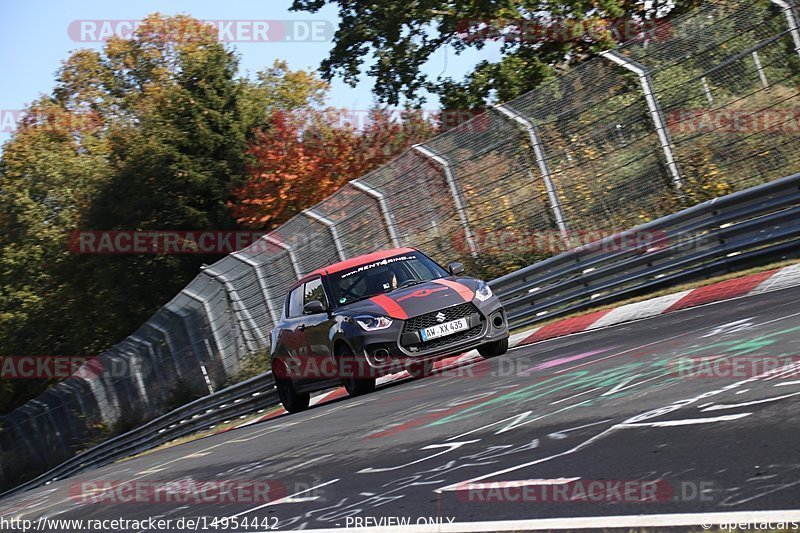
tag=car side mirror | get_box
[446,261,465,276]
[303,300,326,315]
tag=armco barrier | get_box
[491,171,800,329]
[0,372,277,499]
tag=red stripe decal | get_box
[370,294,408,319]
[432,279,475,302]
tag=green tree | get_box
[290,0,702,108]
[0,15,328,413]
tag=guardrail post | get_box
[201,267,269,350]
[303,209,347,261]
[263,235,302,279]
[771,0,800,59]
[494,104,571,244]
[231,252,279,324]
[600,50,684,192]
[348,180,401,248]
[412,144,478,257]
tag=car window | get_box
[303,278,327,308]
[286,286,304,318]
[329,252,448,306]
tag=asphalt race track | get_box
[5,285,800,531]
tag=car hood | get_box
[337,277,480,319]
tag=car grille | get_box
[407,325,484,352]
[402,302,478,333]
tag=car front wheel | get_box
[478,337,508,359]
[338,345,376,396]
[273,361,310,413]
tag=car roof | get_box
[297,247,418,285]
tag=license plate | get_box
[420,317,469,341]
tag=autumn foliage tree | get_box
[232,108,436,229]
[0,15,328,412]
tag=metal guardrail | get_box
[0,372,277,499]
[3,171,800,500]
[490,171,800,329]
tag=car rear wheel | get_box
[273,361,310,413]
[478,337,508,359]
[338,345,376,396]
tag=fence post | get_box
[349,180,401,248]
[176,291,217,394]
[494,104,571,243]
[700,77,714,104]
[201,267,269,349]
[600,50,684,192]
[231,252,279,325]
[771,0,800,59]
[303,209,347,261]
[752,51,770,89]
[182,289,225,363]
[412,144,478,257]
[263,235,302,279]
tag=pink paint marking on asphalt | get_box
[522,347,618,374]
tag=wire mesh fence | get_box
[1,0,799,492]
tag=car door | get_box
[296,277,335,385]
[276,285,306,378]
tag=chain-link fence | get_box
[2,0,799,492]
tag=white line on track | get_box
[548,387,603,405]
[282,454,334,472]
[615,412,752,427]
[228,479,339,518]
[701,391,800,411]
[437,478,581,492]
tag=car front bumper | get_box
[356,297,509,372]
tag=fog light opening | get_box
[373,348,390,363]
[493,314,504,328]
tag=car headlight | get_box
[355,315,393,331]
[474,282,493,302]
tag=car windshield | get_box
[328,252,449,307]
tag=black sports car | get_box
[269,247,509,412]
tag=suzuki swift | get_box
[270,247,509,412]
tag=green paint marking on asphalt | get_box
[425,325,800,429]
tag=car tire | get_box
[407,359,434,378]
[338,345,376,396]
[478,337,508,359]
[273,361,310,413]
